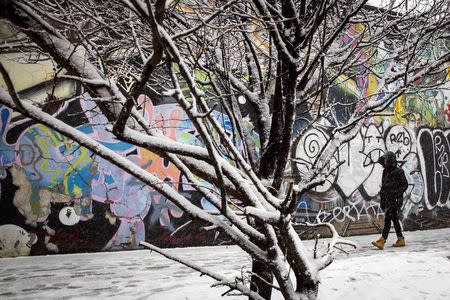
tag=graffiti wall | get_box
[0,21,263,257]
[1,21,449,257]
[292,23,450,235]
[0,90,259,256]
[293,122,450,236]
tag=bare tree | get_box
[0,0,449,299]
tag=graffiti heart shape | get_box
[336,125,384,198]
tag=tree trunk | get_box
[249,259,273,300]
[248,219,274,300]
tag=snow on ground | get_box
[0,228,449,300]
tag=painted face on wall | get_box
[0,224,37,257]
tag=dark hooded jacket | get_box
[378,152,409,211]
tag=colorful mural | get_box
[0,20,259,255]
[0,91,258,256]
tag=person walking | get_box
[372,151,409,250]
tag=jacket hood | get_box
[378,151,397,168]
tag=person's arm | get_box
[379,170,387,210]
[391,168,408,198]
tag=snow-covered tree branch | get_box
[0,0,449,299]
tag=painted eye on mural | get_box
[58,206,80,226]
[238,95,246,104]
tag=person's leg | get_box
[391,209,406,247]
[391,210,403,237]
[382,209,393,240]
[373,209,391,249]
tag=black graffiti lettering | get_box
[390,132,410,146]
[403,135,410,146]
[418,129,450,209]
[296,124,449,228]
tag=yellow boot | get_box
[371,237,385,250]
[392,236,405,247]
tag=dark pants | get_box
[382,208,403,239]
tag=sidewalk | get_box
[0,228,449,300]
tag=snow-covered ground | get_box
[0,228,449,300]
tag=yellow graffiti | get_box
[366,73,378,98]
[335,74,360,97]
[392,95,407,125]
[176,3,195,13]
[62,142,91,196]
[140,148,182,188]
[354,23,365,33]
[446,62,450,80]
[32,126,62,185]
